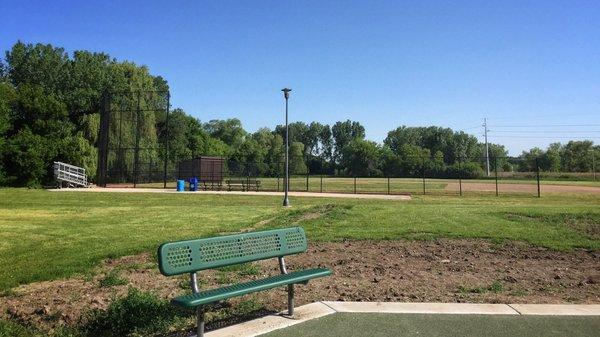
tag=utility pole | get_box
[483,118,490,177]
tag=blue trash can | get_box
[177,180,185,192]
[189,177,199,191]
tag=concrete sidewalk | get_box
[206,302,600,337]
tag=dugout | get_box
[178,156,225,188]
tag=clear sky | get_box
[1,0,599,155]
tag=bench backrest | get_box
[158,227,308,276]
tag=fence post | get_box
[96,92,110,187]
[306,170,309,192]
[458,158,462,196]
[494,157,499,197]
[536,158,541,198]
[320,175,323,193]
[163,93,170,189]
[354,176,357,194]
[387,176,390,195]
[422,157,426,195]
[133,91,141,188]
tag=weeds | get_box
[217,263,261,276]
[98,271,128,288]
[458,281,503,294]
[81,288,188,337]
[216,271,232,285]
[0,319,35,337]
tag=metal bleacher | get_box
[53,162,89,188]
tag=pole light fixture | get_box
[281,88,292,207]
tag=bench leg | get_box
[196,307,205,337]
[287,284,294,316]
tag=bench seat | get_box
[172,268,331,308]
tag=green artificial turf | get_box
[260,313,600,337]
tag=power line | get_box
[477,112,600,122]
[490,130,600,133]
[488,135,600,139]
[460,125,483,131]
[489,124,600,128]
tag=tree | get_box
[518,147,544,172]
[6,128,50,187]
[485,143,509,172]
[157,108,193,162]
[306,122,325,156]
[0,59,6,79]
[2,41,170,185]
[289,142,307,174]
[385,126,481,164]
[318,124,333,161]
[65,50,111,119]
[230,138,268,175]
[340,139,381,176]
[252,128,283,175]
[331,120,365,164]
[539,143,561,172]
[275,122,308,148]
[0,81,15,184]
[6,41,70,95]
[561,141,595,172]
[379,147,402,177]
[204,119,246,147]
[396,144,430,177]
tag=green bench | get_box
[157,227,331,337]
[225,178,261,191]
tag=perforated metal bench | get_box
[157,227,331,337]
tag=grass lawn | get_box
[0,188,598,292]
[260,313,600,337]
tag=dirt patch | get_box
[564,219,600,241]
[1,240,598,332]
[445,182,600,194]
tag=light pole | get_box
[282,88,292,207]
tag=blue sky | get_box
[1,0,599,155]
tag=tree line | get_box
[0,41,598,186]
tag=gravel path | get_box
[50,187,412,200]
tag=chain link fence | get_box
[120,155,598,197]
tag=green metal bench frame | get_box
[158,227,331,337]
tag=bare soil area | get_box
[1,240,598,331]
[445,182,600,194]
